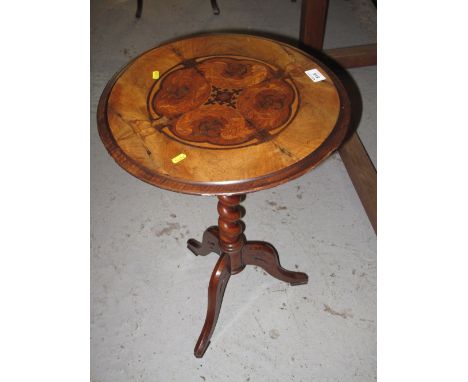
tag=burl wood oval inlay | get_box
[97,34,351,195]
[152,67,211,117]
[149,56,298,148]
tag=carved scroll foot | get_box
[194,255,231,358]
[242,242,308,286]
[187,226,221,257]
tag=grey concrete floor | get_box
[91,1,376,381]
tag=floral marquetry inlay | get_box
[148,56,299,149]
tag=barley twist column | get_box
[217,195,246,274]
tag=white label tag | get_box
[305,68,326,82]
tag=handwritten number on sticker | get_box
[305,69,326,82]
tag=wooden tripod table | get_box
[97,34,350,357]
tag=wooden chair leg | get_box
[135,0,143,18]
[194,255,231,357]
[210,0,220,15]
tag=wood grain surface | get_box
[97,34,351,195]
[325,44,377,69]
[339,134,377,232]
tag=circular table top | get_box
[97,34,350,195]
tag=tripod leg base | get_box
[243,241,308,286]
[194,255,231,358]
[187,226,221,257]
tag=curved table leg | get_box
[194,255,231,358]
[242,241,308,286]
[187,226,221,257]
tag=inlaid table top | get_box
[97,34,351,195]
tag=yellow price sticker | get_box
[152,70,160,80]
[171,153,186,164]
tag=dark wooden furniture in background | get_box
[136,0,220,17]
[210,0,220,15]
[300,0,377,232]
[136,0,300,17]
[136,0,143,18]
[97,34,351,357]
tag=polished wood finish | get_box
[187,195,308,357]
[243,242,308,285]
[194,254,231,358]
[98,34,354,358]
[97,34,351,195]
[339,133,377,233]
[325,44,377,69]
[217,195,246,274]
[187,226,221,256]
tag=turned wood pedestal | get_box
[188,195,308,357]
[97,34,351,357]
